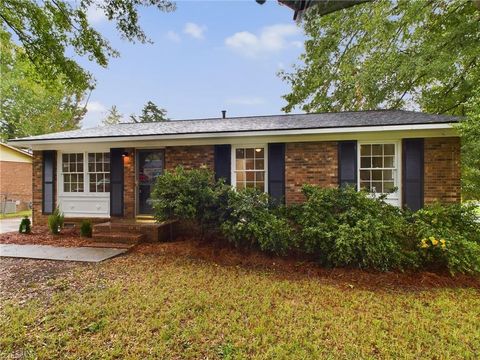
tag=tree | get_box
[130,101,169,123]
[0,31,85,141]
[280,0,480,198]
[102,105,123,126]
[0,0,175,91]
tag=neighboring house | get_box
[0,143,33,212]
[9,110,460,226]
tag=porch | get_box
[92,218,177,244]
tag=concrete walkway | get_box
[0,218,21,234]
[0,244,127,262]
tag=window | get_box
[359,143,397,194]
[88,153,110,192]
[61,152,110,193]
[234,147,266,191]
[62,153,84,192]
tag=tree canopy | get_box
[281,0,480,198]
[102,105,123,126]
[281,0,480,115]
[0,0,175,91]
[130,101,169,123]
[0,30,85,141]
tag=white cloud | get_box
[226,96,266,106]
[85,101,107,113]
[225,24,301,58]
[183,22,207,40]
[166,30,181,43]
[86,6,106,24]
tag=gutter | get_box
[8,123,456,147]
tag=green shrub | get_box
[409,203,480,274]
[290,185,412,271]
[18,216,31,234]
[220,189,294,255]
[80,220,93,238]
[151,166,231,236]
[48,207,64,235]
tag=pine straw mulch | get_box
[1,228,479,292]
[0,227,91,247]
[134,237,480,292]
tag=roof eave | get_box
[7,123,457,147]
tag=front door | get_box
[137,149,165,215]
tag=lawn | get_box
[1,245,479,359]
[0,210,31,219]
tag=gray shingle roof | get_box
[10,110,459,143]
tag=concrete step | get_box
[92,232,145,244]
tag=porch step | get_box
[84,242,135,250]
[92,232,145,245]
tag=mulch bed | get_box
[1,228,479,291]
[135,237,480,291]
[0,227,91,247]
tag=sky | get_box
[79,0,306,128]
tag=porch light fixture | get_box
[122,151,129,157]
[255,148,262,153]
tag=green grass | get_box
[0,210,31,219]
[1,255,479,359]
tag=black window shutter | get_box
[268,143,286,204]
[42,150,56,214]
[214,145,231,185]
[402,139,424,211]
[110,148,124,216]
[338,141,357,188]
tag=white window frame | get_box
[357,140,402,206]
[231,144,268,193]
[87,152,111,193]
[60,153,85,193]
[58,151,111,197]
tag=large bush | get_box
[289,185,411,271]
[220,189,294,255]
[409,203,480,274]
[151,166,230,235]
[150,167,480,274]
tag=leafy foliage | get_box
[289,186,410,271]
[48,207,64,235]
[151,168,479,273]
[220,189,294,255]
[151,166,229,235]
[409,203,480,274]
[18,216,31,234]
[80,220,93,238]
[457,90,480,199]
[0,31,85,140]
[130,101,169,123]
[281,0,480,115]
[0,0,175,90]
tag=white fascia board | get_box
[9,123,457,150]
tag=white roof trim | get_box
[8,123,455,147]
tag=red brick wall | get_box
[0,160,32,211]
[424,137,461,204]
[165,145,215,171]
[32,151,56,225]
[285,141,338,204]
[123,148,136,218]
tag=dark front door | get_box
[137,149,165,214]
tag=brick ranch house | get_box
[9,110,460,231]
[0,142,32,212]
